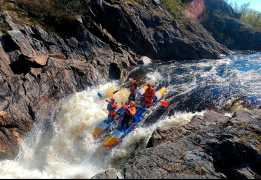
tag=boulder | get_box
[138,56,152,65]
[124,110,261,179]
[91,169,119,179]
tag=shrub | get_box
[160,0,184,18]
[1,0,89,32]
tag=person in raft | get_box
[141,83,156,107]
[106,98,118,121]
[121,101,136,128]
[124,80,138,101]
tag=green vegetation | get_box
[213,9,227,18]
[225,1,261,31]
[122,0,186,20]
[160,0,185,19]
[0,0,188,32]
[0,0,89,32]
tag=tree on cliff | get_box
[225,0,261,31]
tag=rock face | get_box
[0,13,137,158]
[91,169,119,179]
[0,0,260,167]
[91,0,230,60]
[200,0,261,51]
[123,110,261,179]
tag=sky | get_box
[226,0,261,12]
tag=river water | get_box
[0,52,260,178]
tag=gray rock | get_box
[136,110,261,179]
[138,56,152,65]
[91,169,119,179]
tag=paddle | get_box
[98,93,115,104]
[98,92,103,98]
[159,101,169,106]
[113,89,122,94]
[113,80,133,94]
[113,85,130,94]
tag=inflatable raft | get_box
[92,85,149,137]
[103,87,166,147]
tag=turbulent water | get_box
[0,52,260,178]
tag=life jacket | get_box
[107,102,118,115]
[125,105,136,115]
[129,84,138,94]
[142,88,155,101]
[122,104,136,115]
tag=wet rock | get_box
[138,56,152,65]
[0,11,138,159]
[125,110,261,179]
[0,114,32,159]
[147,111,229,147]
[124,138,226,179]
[91,169,119,179]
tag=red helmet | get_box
[129,101,135,106]
[147,83,152,87]
[108,98,115,103]
[111,98,115,101]
[131,80,136,84]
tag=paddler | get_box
[123,80,138,101]
[141,83,155,107]
[121,101,136,128]
[106,98,118,121]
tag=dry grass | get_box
[239,137,246,142]
[241,124,249,128]
[251,132,261,142]
[180,152,186,159]
[250,132,261,153]
[258,145,261,153]
[195,167,205,176]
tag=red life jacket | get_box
[142,87,155,100]
[124,105,136,115]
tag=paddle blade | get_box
[98,92,103,98]
[133,115,141,122]
[113,90,120,94]
[159,101,169,106]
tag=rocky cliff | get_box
[0,0,260,174]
